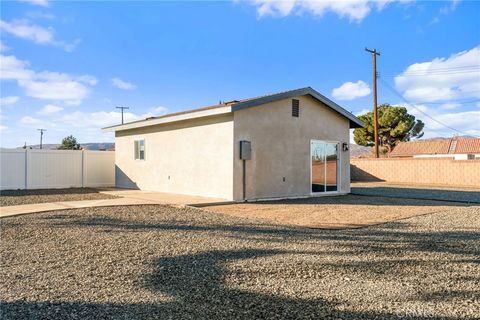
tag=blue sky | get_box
[1,0,479,147]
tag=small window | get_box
[292,99,299,117]
[134,139,145,160]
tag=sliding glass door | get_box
[311,141,338,193]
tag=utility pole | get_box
[37,129,46,149]
[365,47,380,158]
[116,106,129,124]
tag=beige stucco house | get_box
[103,87,364,201]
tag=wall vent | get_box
[292,99,299,117]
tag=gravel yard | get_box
[0,188,118,207]
[1,203,479,319]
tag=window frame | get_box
[134,139,146,160]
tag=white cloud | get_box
[21,79,89,101]
[0,40,9,52]
[332,80,371,100]
[395,46,480,103]
[12,111,135,146]
[0,125,7,131]
[77,75,98,86]
[439,102,461,110]
[111,78,137,90]
[2,105,172,147]
[141,106,169,118]
[0,54,34,81]
[355,108,371,116]
[0,19,80,52]
[0,54,97,104]
[439,0,460,15]
[61,38,81,53]
[18,0,49,6]
[401,103,480,138]
[37,104,63,115]
[47,108,168,131]
[20,116,43,125]
[0,96,19,106]
[0,19,53,44]
[247,0,406,22]
[26,11,56,20]
[60,111,140,129]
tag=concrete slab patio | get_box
[204,195,473,229]
[0,189,228,218]
[351,182,480,203]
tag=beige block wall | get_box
[115,114,234,199]
[233,95,351,200]
[351,158,480,188]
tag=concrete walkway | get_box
[0,189,229,218]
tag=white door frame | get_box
[310,139,341,196]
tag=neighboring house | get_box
[390,137,480,160]
[103,87,364,201]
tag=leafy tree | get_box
[354,104,424,154]
[58,135,81,150]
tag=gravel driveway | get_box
[1,204,479,319]
[0,188,118,207]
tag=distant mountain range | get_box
[12,143,115,151]
[350,144,372,158]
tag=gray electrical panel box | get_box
[240,141,251,160]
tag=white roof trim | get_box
[103,106,232,132]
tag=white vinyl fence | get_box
[0,149,115,190]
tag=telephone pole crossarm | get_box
[116,106,130,124]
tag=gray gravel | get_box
[1,204,479,319]
[0,188,118,207]
[352,182,480,204]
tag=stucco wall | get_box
[233,95,351,201]
[115,114,234,200]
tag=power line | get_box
[380,65,480,77]
[407,99,480,105]
[378,77,479,138]
[381,69,480,77]
[407,65,479,70]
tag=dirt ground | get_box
[0,188,118,207]
[203,195,469,229]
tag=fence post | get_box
[24,149,28,190]
[81,150,85,188]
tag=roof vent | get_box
[224,100,239,105]
[292,99,300,117]
[448,139,457,154]
[145,117,156,120]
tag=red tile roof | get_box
[390,140,451,157]
[454,137,480,154]
[390,138,480,157]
